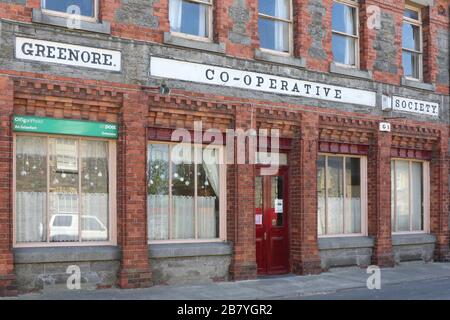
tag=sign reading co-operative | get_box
[13,116,119,139]
[150,57,377,107]
[15,37,121,71]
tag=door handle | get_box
[264,232,267,241]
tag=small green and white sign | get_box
[13,116,118,139]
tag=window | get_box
[318,154,367,236]
[147,142,225,242]
[332,0,359,67]
[402,5,422,80]
[42,0,97,20]
[391,160,429,233]
[258,0,292,53]
[15,135,115,246]
[169,0,213,39]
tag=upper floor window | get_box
[332,0,359,67]
[391,159,429,233]
[258,0,292,54]
[169,0,213,40]
[402,6,423,80]
[42,0,97,20]
[317,154,367,237]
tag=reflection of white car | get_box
[49,214,107,242]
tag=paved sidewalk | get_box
[4,261,450,300]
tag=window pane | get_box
[395,161,410,232]
[258,17,290,52]
[402,50,420,79]
[270,176,284,227]
[327,157,344,235]
[170,0,210,38]
[16,136,47,243]
[148,144,170,241]
[391,161,395,232]
[259,0,290,19]
[171,145,195,239]
[332,2,357,35]
[404,9,419,20]
[43,0,95,17]
[345,158,361,234]
[317,155,326,236]
[411,162,423,231]
[197,147,220,239]
[402,23,420,51]
[332,34,356,65]
[81,140,109,242]
[48,138,80,242]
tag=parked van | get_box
[49,214,107,242]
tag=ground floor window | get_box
[317,154,367,236]
[391,159,429,233]
[15,135,115,246]
[147,142,225,242]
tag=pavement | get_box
[3,261,450,300]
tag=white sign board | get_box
[392,96,439,117]
[15,37,122,71]
[255,214,263,225]
[150,57,377,107]
[274,199,283,213]
[379,122,391,132]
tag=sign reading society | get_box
[15,37,121,71]
[150,57,377,107]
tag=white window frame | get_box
[331,0,360,68]
[170,0,214,43]
[402,4,423,81]
[147,141,227,244]
[41,0,99,23]
[391,159,430,235]
[318,154,368,238]
[257,0,294,56]
[13,133,117,248]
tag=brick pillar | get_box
[229,105,257,280]
[290,113,322,275]
[117,91,152,288]
[430,129,449,261]
[0,76,17,296]
[368,127,395,267]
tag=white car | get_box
[49,214,107,242]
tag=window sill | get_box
[32,9,111,35]
[401,77,436,92]
[163,32,226,54]
[255,48,306,68]
[13,246,120,264]
[392,234,436,246]
[330,63,373,80]
[149,242,232,258]
[318,236,374,250]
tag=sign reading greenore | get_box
[13,116,118,139]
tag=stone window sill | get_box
[14,246,120,264]
[32,9,111,34]
[392,234,436,246]
[255,49,306,68]
[318,236,374,250]
[401,77,436,92]
[149,242,232,258]
[163,32,226,54]
[330,63,373,80]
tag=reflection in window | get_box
[258,0,292,53]
[15,136,111,245]
[42,0,96,17]
[169,0,212,38]
[317,155,363,236]
[402,6,422,80]
[391,160,425,233]
[332,0,358,66]
[147,143,223,241]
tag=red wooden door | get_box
[255,167,289,275]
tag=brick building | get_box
[0,0,449,296]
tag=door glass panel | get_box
[345,158,361,234]
[48,138,80,242]
[270,176,284,227]
[255,176,263,225]
[327,156,344,234]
